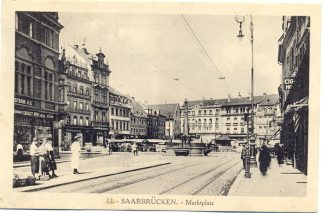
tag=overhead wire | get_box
[80,13,202,99]
[180,14,230,91]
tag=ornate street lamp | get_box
[235,15,258,175]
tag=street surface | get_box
[29,152,242,195]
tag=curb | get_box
[21,161,171,192]
[227,168,244,196]
[14,160,70,168]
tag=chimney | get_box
[227,94,231,102]
[263,92,267,96]
[238,92,242,98]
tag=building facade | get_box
[147,108,166,139]
[109,87,131,139]
[180,94,280,144]
[278,16,309,174]
[147,104,181,139]
[14,12,63,153]
[58,44,111,148]
[128,97,148,139]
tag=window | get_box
[86,89,89,96]
[227,117,230,121]
[198,110,201,115]
[73,101,77,109]
[29,22,33,38]
[45,28,54,48]
[116,108,118,116]
[102,112,106,122]
[66,116,71,125]
[234,128,237,131]
[73,116,77,125]
[209,110,212,115]
[204,110,207,115]
[73,86,77,93]
[111,108,114,115]
[80,117,83,126]
[234,117,237,121]
[67,100,71,107]
[80,87,84,95]
[95,111,98,121]
[209,118,212,123]
[85,117,89,126]
[86,103,89,110]
[241,128,244,133]
[79,102,83,110]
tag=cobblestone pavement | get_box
[30,152,242,195]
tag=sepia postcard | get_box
[0,0,321,212]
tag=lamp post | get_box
[235,15,257,169]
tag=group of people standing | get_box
[241,143,286,176]
[30,137,57,179]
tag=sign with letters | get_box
[284,78,294,90]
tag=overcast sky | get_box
[59,13,282,105]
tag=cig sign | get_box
[284,78,294,90]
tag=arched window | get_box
[80,86,84,95]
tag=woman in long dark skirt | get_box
[276,144,285,166]
[259,145,271,175]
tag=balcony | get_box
[91,121,109,128]
[67,91,91,100]
[67,107,91,115]
[92,101,109,108]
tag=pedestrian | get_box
[16,143,24,161]
[39,138,50,178]
[71,135,82,174]
[132,142,138,156]
[30,138,40,178]
[276,144,285,167]
[259,144,271,175]
[46,137,58,178]
[241,145,248,170]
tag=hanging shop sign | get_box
[284,78,294,90]
[14,97,34,106]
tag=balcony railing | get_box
[91,121,109,128]
[92,101,109,108]
[67,107,91,115]
[67,91,91,100]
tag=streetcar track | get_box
[191,160,241,195]
[93,162,202,193]
[158,159,237,195]
[61,162,196,193]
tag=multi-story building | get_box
[278,16,309,174]
[180,94,280,144]
[90,48,110,145]
[58,44,111,147]
[147,104,181,139]
[109,87,131,139]
[58,46,92,148]
[128,97,148,139]
[147,108,166,139]
[180,98,225,142]
[255,94,281,146]
[14,12,63,153]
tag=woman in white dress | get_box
[71,135,82,174]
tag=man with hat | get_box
[30,138,40,178]
[71,135,82,174]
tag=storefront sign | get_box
[14,97,34,106]
[284,78,294,90]
[15,110,54,119]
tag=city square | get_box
[12,11,309,196]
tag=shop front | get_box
[62,125,92,150]
[14,109,55,152]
